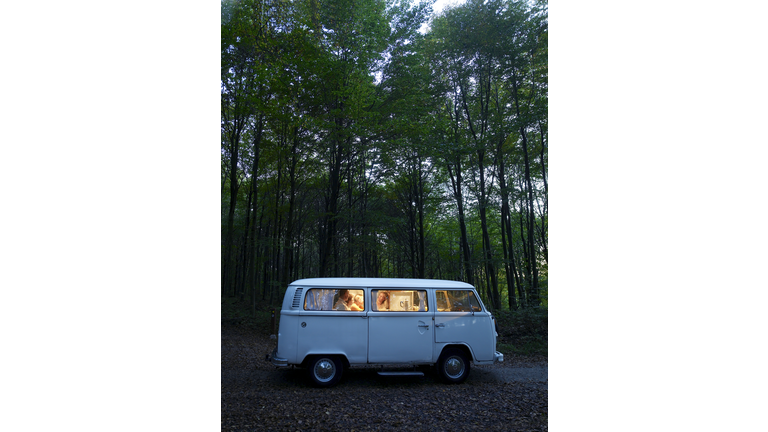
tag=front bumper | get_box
[494,351,504,363]
[267,347,288,367]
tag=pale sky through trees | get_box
[419,0,466,34]
[432,0,463,13]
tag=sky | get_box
[423,0,465,32]
[432,0,464,14]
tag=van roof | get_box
[288,277,474,289]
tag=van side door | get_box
[367,289,433,363]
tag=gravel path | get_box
[473,365,548,383]
[223,364,547,387]
[222,325,548,431]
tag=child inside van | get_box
[350,294,364,311]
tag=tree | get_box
[220,0,548,311]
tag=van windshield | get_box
[436,290,481,312]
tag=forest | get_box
[221,0,548,314]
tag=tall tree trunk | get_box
[516,194,529,308]
[511,69,539,306]
[249,116,264,313]
[319,160,339,277]
[347,155,354,277]
[260,218,271,301]
[497,138,518,310]
[240,185,252,301]
[417,154,426,279]
[459,71,500,309]
[538,120,548,264]
[446,159,473,286]
[282,125,299,288]
[477,149,500,310]
[319,116,345,277]
[223,123,243,297]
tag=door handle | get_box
[418,323,430,329]
[435,323,445,328]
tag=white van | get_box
[268,278,503,387]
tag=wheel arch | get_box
[301,352,350,369]
[437,343,474,363]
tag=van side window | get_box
[304,288,364,311]
[372,290,428,311]
[436,290,481,312]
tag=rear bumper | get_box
[267,348,289,367]
[494,351,504,363]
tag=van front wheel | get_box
[307,356,343,387]
[437,348,470,383]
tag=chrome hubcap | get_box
[315,359,335,382]
[445,356,464,378]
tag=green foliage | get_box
[495,306,548,356]
[222,297,279,334]
[221,0,547,311]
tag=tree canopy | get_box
[221,0,548,312]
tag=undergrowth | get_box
[222,297,280,335]
[494,307,548,356]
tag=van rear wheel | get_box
[307,355,343,387]
[437,348,470,384]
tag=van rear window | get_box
[303,288,364,311]
[371,290,428,312]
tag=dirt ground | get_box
[221,324,548,431]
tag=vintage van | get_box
[268,278,503,387]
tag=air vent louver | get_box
[292,288,303,308]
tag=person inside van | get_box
[334,289,352,310]
[350,294,364,311]
[374,290,390,311]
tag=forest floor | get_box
[221,323,548,431]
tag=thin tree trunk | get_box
[417,154,426,279]
[511,68,539,306]
[223,124,242,297]
[497,139,518,310]
[538,120,548,264]
[446,160,473,286]
[319,130,345,277]
[282,125,299,288]
[248,114,263,316]
[459,76,499,309]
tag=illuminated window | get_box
[372,290,428,312]
[304,288,364,311]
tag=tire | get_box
[437,347,470,384]
[307,355,343,387]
